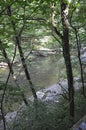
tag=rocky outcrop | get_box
[29,78,86,103]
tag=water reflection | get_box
[0,54,65,91]
[28,54,65,90]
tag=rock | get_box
[0,62,8,68]
[80,47,86,65]
[70,115,86,130]
[5,111,17,122]
[0,111,17,130]
[29,78,86,103]
[81,56,86,64]
[0,120,3,130]
[29,81,68,103]
[80,47,86,54]
[79,122,86,130]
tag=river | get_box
[0,52,81,95]
[0,54,66,92]
[28,54,65,90]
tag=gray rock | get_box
[0,111,17,130]
[5,111,17,122]
[0,120,3,130]
[80,47,86,64]
[79,122,86,130]
[29,80,68,103]
[70,115,86,130]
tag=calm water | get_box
[28,54,65,90]
[0,54,66,92]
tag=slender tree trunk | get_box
[1,42,14,74]
[16,36,37,99]
[7,6,37,100]
[1,40,29,105]
[61,2,74,117]
[75,29,85,96]
[70,25,85,97]
[51,2,74,117]
[69,8,85,96]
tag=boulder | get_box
[29,83,64,103]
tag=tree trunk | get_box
[75,29,85,96]
[7,6,37,100]
[61,2,74,117]
[16,36,37,99]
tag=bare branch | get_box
[58,82,69,100]
[52,33,62,46]
[52,26,63,39]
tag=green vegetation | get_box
[0,0,86,130]
[7,91,86,130]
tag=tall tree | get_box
[50,0,74,117]
[60,1,74,117]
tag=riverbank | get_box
[0,78,86,130]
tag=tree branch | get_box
[51,3,63,39]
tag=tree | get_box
[0,2,38,129]
[6,2,37,99]
[69,0,86,97]
[30,0,75,117]
[61,1,74,117]
[50,0,74,117]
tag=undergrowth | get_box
[6,90,86,130]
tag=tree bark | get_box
[7,6,37,100]
[61,2,74,117]
[16,36,37,99]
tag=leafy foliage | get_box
[0,0,86,129]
